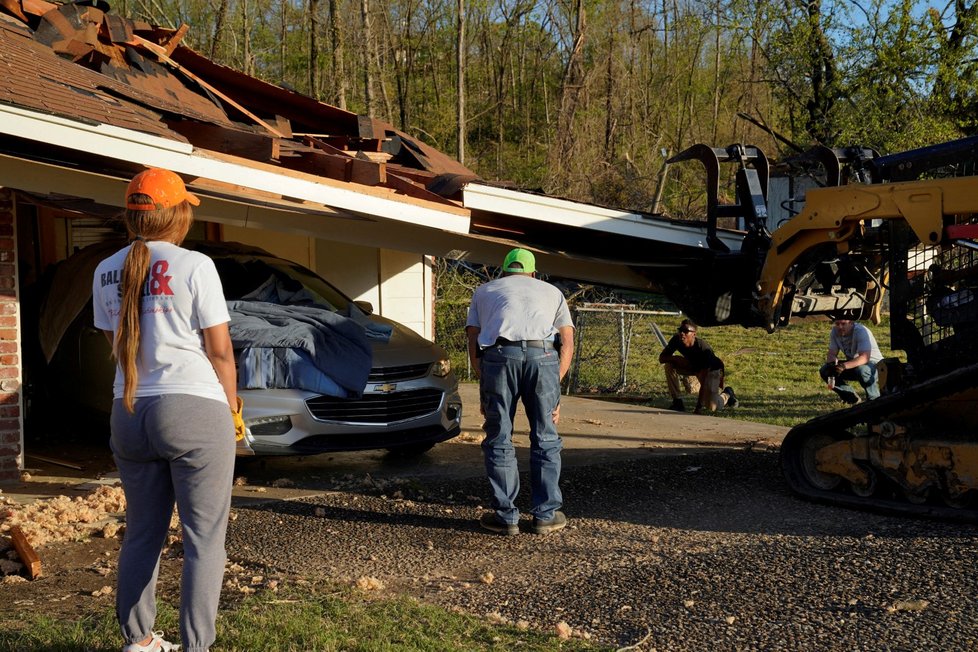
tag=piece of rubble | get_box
[9,525,41,579]
[356,576,384,591]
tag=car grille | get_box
[288,423,461,454]
[367,363,432,382]
[306,388,443,423]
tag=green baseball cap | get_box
[502,248,536,274]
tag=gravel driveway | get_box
[6,388,976,650]
[226,447,978,651]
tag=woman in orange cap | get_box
[92,168,239,652]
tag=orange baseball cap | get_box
[126,168,200,210]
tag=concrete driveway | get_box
[6,383,787,505]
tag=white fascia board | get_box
[0,104,471,234]
[463,183,744,250]
[0,153,654,291]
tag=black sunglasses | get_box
[679,328,696,334]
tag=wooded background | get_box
[115,0,978,215]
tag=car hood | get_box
[368,315,448,367]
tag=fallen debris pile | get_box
[0,485,130,579]
[0,485,127,547]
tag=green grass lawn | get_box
[0,585,607,651]
[573,315,900,428]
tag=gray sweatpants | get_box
[110,394,235,652]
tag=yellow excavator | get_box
[662,136,978,520]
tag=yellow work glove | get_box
[232,397,246,441]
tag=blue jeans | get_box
[819,361,880,401]
[479,343,563,523]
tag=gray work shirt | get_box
[830,322,883,364]
[466,275,573,348]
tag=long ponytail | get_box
[114,239,151,413]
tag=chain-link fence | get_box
[568,303,681,396]
[434,295,683,398]
[433,259,688,398]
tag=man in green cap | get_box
[465,247,575,535]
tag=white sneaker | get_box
[122,631,181,652]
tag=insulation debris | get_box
[0,485,127,548]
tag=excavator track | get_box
[781,362,978,522]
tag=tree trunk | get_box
[310,0,321,98]
[280,0,288,84]
[361,0,376,117]
[604,23,615,161]
[804,0,836,144]
[549,0,587,188]
[241,0,252,76]
[374,8,394,123]
[210,0,229,60]
[711,0,721,143]
[456,0,466,163]
[329,0,347,109]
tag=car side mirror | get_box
[354,300,374,315]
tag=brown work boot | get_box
[478,512,518,536]
[530,511,567,535]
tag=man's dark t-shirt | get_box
[662,334,724,371]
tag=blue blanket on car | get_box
[227,301,372,397]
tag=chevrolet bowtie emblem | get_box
[375,383,397,393]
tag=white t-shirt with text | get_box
[93,241,230,404]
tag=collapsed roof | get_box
[0,0,476,203]
[0,0,746,298]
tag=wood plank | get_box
[356,115,382,139]
[10,525,41,580]
[357,151,392,164]
[279,150,351,182]
[24,454,82,470]
[386,172,458,206]
[304,136,351,157]
[359,138,385,152]
[0,0,29,22]
[272,115,293,139]
[166,120,278,162]
[350,152,386,186]
[383,166,436,186]
[23,0,58,17]
[163,24,190,56]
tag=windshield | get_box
[212,254,352,313]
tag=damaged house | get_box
[0,0,742,478]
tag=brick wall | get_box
[0,188,21,484]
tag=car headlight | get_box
[431,358,452,377]
[246,415,293,437]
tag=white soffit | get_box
[463,183,744,250]
[0,104,471,234]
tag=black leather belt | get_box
[495,337,551,348]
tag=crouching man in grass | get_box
[658,318,738,414]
